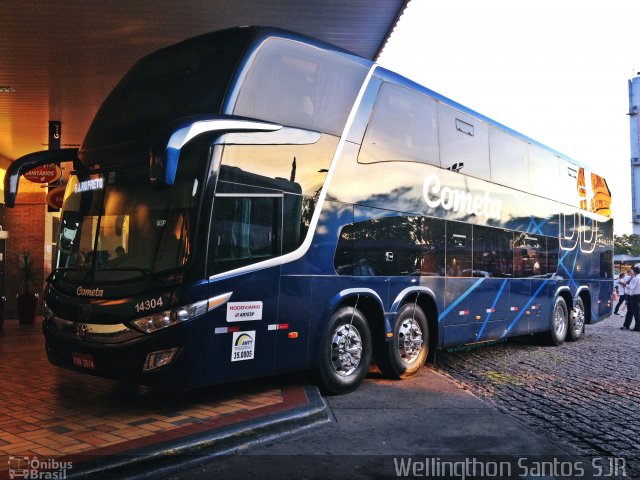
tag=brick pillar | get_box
[3,189,47,315]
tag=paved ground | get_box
[3,313,637,479]
[169,364,583,480]
[0,318,322,479]
[435,313,640,478]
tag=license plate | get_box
[72,352,95,370]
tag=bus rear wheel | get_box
[545,296,569,346]
[377,303,429,380]
[317,306,372,395]
[567,297,586,341]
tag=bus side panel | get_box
[275,275,312,372]
[295,200,354,276]
[588,281,600,322]
[591,280,613,322]
[442,278,485,346]
[442,278,510,346]
[167,317,208,390]
[504,279,531,337]
[472,278,510,342]
[598,279,614,320]
[204,268,280,385]
[527,278,553,334]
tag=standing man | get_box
[614,272,628,315]
[622,267,640,331]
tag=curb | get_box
[64,385,330,479]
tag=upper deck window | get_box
[438,104,490,181]
[358,82,439,166]
[233,38,368,136]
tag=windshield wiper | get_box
[48,267,166,288]
[95,267,167,287]
[47,267,91,283]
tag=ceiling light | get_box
[0,86,16,93]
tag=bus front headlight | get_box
[130,300,207,334]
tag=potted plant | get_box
[16,251,39,325]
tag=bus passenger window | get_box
[334,215,425,277]
[472,226,513,278]
[358,82,439,166]
[547,237,559,276]
[446,222,472,277]
[513,233,546,278]
[418,217,445,277]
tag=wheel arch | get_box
[575,287,592,324]
[555,286,573,313]
[390,287,439,356]
[315,288,386,364]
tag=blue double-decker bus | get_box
[5,26,613,394]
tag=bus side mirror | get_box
[4,148,80,208]
[149,115,281,189]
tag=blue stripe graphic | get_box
[501,280,548,337]
[476,279,508,340]
[527,216,549,235]
[558,249,579,290]
[438,278,485,322]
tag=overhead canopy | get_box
[0,0,408,167]
[614,254,640,264]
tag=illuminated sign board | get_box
[46,186,66,209]
[74,178,104,193]
[24,164,62,184]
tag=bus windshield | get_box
[57,160,204,283]
[82,28,254,149]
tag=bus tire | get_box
[567,297,586,341]
[377,303,429,380]
[316,306,372,395]
[545,296,569,346]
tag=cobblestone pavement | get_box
[435,314,640,479]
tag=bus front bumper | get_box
[42,317,196,389]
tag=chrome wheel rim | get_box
[572,303,585,334]
[330,324,363,376]
[554,304,567,338]
[397,318,423,364]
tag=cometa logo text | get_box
[77,286,104,297]
[423,174,502,220]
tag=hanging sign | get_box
[24,164,62,184]
[46,186,66,210]
[49,121,61,150]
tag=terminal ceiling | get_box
[0,0,408,168]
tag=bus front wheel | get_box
[317,306,372,395]
[377,303,429,380]
[545,296,569,346]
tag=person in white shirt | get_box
[614,271,630,315]
[622,267,640,331]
